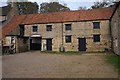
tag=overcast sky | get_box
[0,0,98,10]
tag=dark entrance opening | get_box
[46,39,52,51]
[30,37,41,50]
[20,25,24,36]
[78,38,86,51]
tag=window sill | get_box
[94,42,101,44]
[66,42,72,43]
[32,31,38,33]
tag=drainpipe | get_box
[28,36,31,51]
[15,36,17,53]
[59,17,65,52]
[62,22,63,46]
[109,19,112,51]
[118,6,120,55]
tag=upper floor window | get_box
[93,34,100,42]
[46,25,52,31]
[32,26,38,32]
[65,35,72,43]
[93,22,100,29]
[65,24,71,30]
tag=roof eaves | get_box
[20,19,110,25]
[110,1,120,20]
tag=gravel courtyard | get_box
[2,51,119,78]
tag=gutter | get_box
[62,21,63,46]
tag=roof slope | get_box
[2,15,26,37]
[21,11,80,24]
[79,7,113,21]
[110,1,120,19]
[2,7,114,38]
[21,7,114,24]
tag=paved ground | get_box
[2,51,119,78]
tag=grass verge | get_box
[105,52,120,73]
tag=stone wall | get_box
[111,4,120,55]
[25,23,62,51]
[2,3,19,27]
[5,36,28,53]
[24,20,111,52]
[62,21,110,52]
[16,37,28,53]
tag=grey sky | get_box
[0,0,97,10]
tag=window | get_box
[93,35,100,42]
[93,22,100,29]
[65,24,71,30]
[46,25,52,31]
[32,26,38,32]
[11,36,15,44]
[66,35,72,43]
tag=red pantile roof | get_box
[21,7,114,24]
[2,7,114,38]
[2,15,26,37]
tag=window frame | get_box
[46,25,52,31]
[65,35,72,43]
[32,26,38,32]
[11,36,15,44]
[65,24,72,31]
[93,34,100,42]
[93,22,100,29]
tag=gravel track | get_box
[2,51,119,78]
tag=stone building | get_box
[2,15,28,53]
[2,7,114,53]
[0,3,19,54]
[110,2,120,55]
[0,5,11,23]
[0,3,19,26]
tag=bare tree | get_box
[78,6,87,10]
[91,0,114,9]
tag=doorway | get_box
[46,39,52,51]
[78,38,86,51]
[30,37,41,50]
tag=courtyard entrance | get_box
[30,37,42,50]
